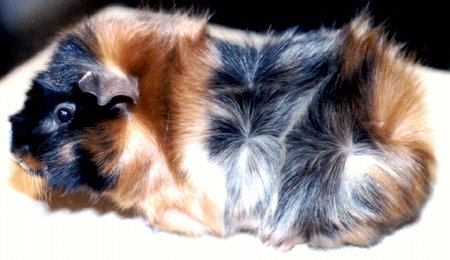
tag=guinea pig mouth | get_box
[11,156,44,177]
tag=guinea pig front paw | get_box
[156,209,210,237]
[262,235,305,251]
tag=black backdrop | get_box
[1,0,449,77]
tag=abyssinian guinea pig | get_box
[9,8,434,249]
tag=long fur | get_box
[198,14,434,248]
[9,9,434,249]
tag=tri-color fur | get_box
[10,9,223,236]
[201,15,434,248]
[175,14,434,248]
[10,9,434,249]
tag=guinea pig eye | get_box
[54,103,75,124]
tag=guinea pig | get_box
[9,8,435,250]
[9,9,224,237]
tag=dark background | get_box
[1,0,449,77]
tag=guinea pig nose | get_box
[21,145,31,153]
[16,145,32,156]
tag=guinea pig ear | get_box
[78,71,139,106]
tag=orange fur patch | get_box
[68,10,224,236]
[9,162,45,200]
[20,153,43,172]
[168,24,226,235]
[340,15,435,238]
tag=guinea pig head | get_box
[9,34,140,192]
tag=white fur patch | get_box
[118,115,164,172]
[181,142,226,213]
[351,19,371,39]
[120,123,145,163]
[103,60,128,79]
[344,154,378,180]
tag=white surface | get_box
[1,46,449,260]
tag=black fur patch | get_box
[10,33,118,192]
[207,30,340,231]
